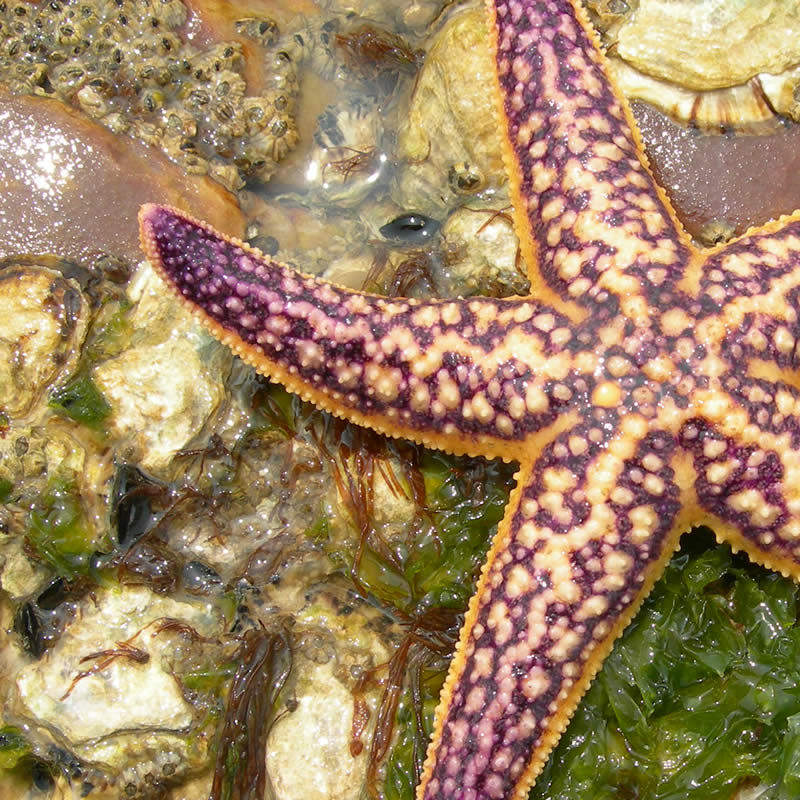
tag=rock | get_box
[0,91,244,267]
[93,263,232,474]
[393,7,506,217]
[11,586,225,789]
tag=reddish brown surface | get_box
[0,91,243,267]
[635,101,800,241]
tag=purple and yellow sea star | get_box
[139,0,800,798]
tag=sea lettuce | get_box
[532,530,800,799]
[379,515,800,799]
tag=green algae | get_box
[48,373,111,430]
[379,523,800,799]
[529,531,800,800]
[26,477,106,579]
[0,727,30,770]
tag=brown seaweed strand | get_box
[210,627,292,800]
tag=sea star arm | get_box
[668,216,800,579]
[488,0,694,313]
[692,215,800,330]
[139,204,573,460]
[679,214,800,578]
[419,418,685,800]
[679,414,800,580]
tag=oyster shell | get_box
[586,0,800,130]
[0,267,88,419]
[267,659,366,800]
[266,588,392,800]
[439,206,528,297]
[317,0,449,35]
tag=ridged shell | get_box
[587,0,800,131]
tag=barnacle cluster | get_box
[0,0,299,190]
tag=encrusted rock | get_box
[393,6,506,216]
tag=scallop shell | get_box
[586,0,800,131]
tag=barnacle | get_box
[0,0,300,189]
[234,16,280,47]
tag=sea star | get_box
[138,0,800,798]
